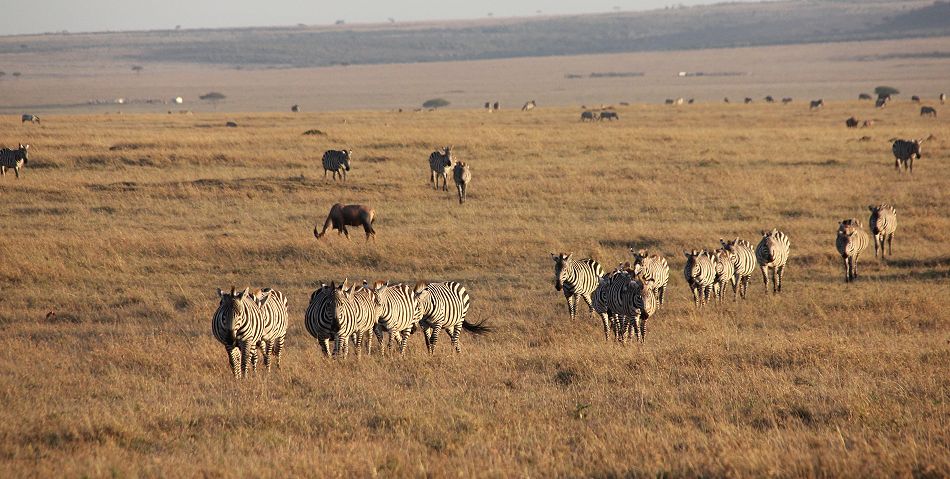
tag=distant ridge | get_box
[1,1,948,68]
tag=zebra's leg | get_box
[776,266,784,292]
[598,313,610,342]
[333,333,345,358]
[760,266,770,293]
[909,157,913,173]
[690,286,699,307]
[566,294,577,321]
[14,167,19,179]
[442,174,448,191]
[398,330,410,354]
[319,335,332,357]
[227,346,241,378]
[853,255,859,280]
[273,336,284,369]
[260,340,272,371]
[888,233,893,257]
[1,166,5,176]
[450,325,462,354]
[239,342,251,378]
[580,293,595,319]
[324,169,328,179]
[843,257,851,282]
[428,327,440,354]
[659,285,666,305]
[639,316,648,343]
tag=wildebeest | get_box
[599,111,619,121]
[687,98,695,104]
[522,100,536,111]
[581,111,597,122]
[493,101,500,110]
[453,161,471,204]
[723,97,730,103]
[429,146,453,191]
[313,203,376,240]
[744,97,753,104]
[484,102,491,110]
[665,99,674,105]
[809,99,824,110]
[782,97,793,104]
[911,95,921,103]
[875,95,890,108]
[291,104,300,112]
[764,96,775,103]
[322,149,352,181]
[845,117,859,128]
[859,93,873,101]
[225,121,238,127]
[21,114,40,124]
[920,106,937,117]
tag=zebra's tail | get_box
[461,319,491,335]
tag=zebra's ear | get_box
[868,205,875,212]
[342,278,349,290]
[414,281,426,294]
[239,287,249,298]
[217,288,225,297]
[566,252,573,260]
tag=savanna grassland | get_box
[0,101,948,477]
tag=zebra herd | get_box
[213,279,489,377]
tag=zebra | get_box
[809,99,824,110]
[764,95,775,103]
[428,146,452,191]
[599,111,619,121]
[249,288,289,370]
[755,229,791,294]
[303,283,335,357]
[875,95,890,108]
[291,104,300,113]
[891,139,922,173]
[371,281,424,354]
[484,101,492,110]
[941,93,946,104]
[328,280,380,358]
[581,111,597,121]
[836,219,869,282]
[868,204,897,259]
[782,97,793,104]
[493,101,500,110]
[21,114,40,124]
[744,97,753,104]
[453,161,471,204]
[920,106,937,117]
[322,149,352,181]
[551,252,604,322]
[522,100,536,111]
[416,281,489,354]
[595,265,633,342]
[683,250,716,307]
[212,287,285,378]
[617,275,658,344]
[711,249,736,304]
[0,144,29,179]
[846,117,859,128]
[629,248,669,305]
[719,237,756,300]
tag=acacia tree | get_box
[423,98,450,109]
[875,86,900,97]
[200,92,226,109]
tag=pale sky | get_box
[4,0,758,36]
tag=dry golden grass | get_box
[0,102,948,477]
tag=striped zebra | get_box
[303,283,335,356]
[371,281,424,354]
[249,288,289,370]
[551,252,604,322]
[891,139,922,173]
[595,265,633,342]
[0,144,29,179]
[417,281,489,354]
[719,237,756,300]
[522,100,536,111]
[809,99,824,110]
[683,250,716,307]
[328,280,380,358]
[868,204,897,259]
[629,248,669,304]
[212,287,286,378]
[711,249,736,304]
[617,275,658,344]
[592,273,615,342]
[453,161,471,204]
[21,114,40,124]
[836,219,869,282]
[429,146,452,191]
[322,149,352,181]
[755,229,791,294]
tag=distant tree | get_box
[875,86,900,97]
[200,91,226,108]
[335,19,345,25]
[423,98,450,109]
[131,65,144,74]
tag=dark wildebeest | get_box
[911,95,921,103]
[687,98,695,104]
[764,96,775,103]
[493,101,500,110]
[484,102,491,110]
[453,161,471,204]
[859,93,873,101]
[809,99,824,110]
[744,97,753,104]
[225,121,238,127]
[21,114,40,124]
[875,95,890,108]
[724,97,730,103]
[599,111,619,121]
[291,104,300,112]
[664,99,674,105]
[920,106,937,117]
[581,111,597,122]
[314,203,376,240]
[845,117,859,128]
[782,97,793,104]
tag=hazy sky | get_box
[6,0,758,35]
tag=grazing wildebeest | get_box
[920,106,937,117]
[744,97,753,104]
[859,93,873,101]
[493,101,500,110]
[687,98,695,104]
[911,95,921,103]
[484,102,491,110]
[809,99,824,110]
[522,100,536,111]
[313,203,376,240]
[322,149,352,181]
[782,97,793,104]
[581,111,597,122]
[429,146,453,191]
[225,121,238,127]
[599,111,619,121]
[453,161,471,204]
[845,117,859,128]
[764,96,775,103]
[665,99,674,105]
[21,114,40,124]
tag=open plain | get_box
[0,97,948,477]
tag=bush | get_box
[422,98,450,109]
[874,86,900,97]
